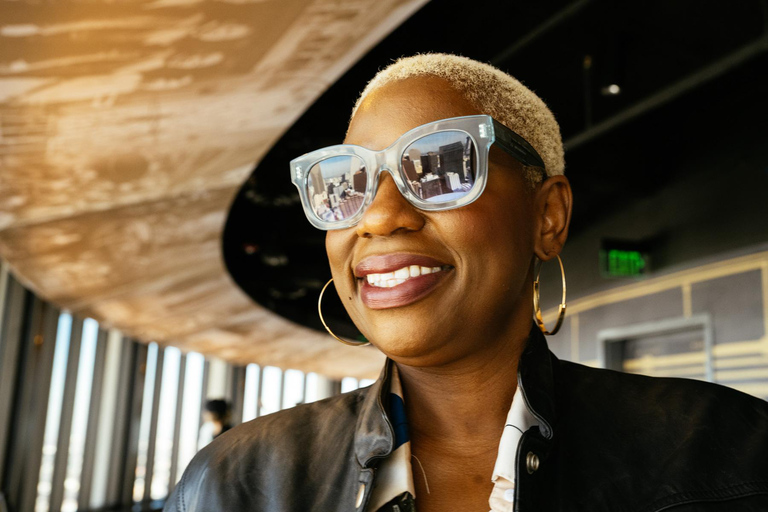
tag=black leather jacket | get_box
[166,326,768,511]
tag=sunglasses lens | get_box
[401,130,476,203]
[307,155,367,222]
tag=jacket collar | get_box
[353,322,557,467]
[517,323,557,439]
[354,357,395,468]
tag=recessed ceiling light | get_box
[601,84,621,95]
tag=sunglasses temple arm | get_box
[491,119,546,170]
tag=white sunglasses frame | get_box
[290,114,545,231]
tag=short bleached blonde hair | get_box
[351,53,565,182]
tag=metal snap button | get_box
[526,451,540,474]
[355,483,366,508]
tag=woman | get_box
[167,54,768,512]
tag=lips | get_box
[354,253,453,309]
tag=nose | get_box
[356,170,425,238]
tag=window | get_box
[242,364,260,422]
[133,343,159,502]
[341,377,358,393]
[35,313,73,512]
[282,369,305,408]
[259,366,282,416]
[175,352,204,482]
[304,373,321,403]
[151,346,181,500]
[61,318,99,511]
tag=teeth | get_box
[364,265,449,288]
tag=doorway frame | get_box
[597,314,715,382]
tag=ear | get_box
[533,175,573,261]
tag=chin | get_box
[358,316,455,364]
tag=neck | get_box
[395,324,528,455]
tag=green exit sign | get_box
[606,249,646,276]
[601,240,650,278]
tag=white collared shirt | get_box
[488,385,539,511]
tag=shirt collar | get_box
[353,323,557,468]
[366,355,539,511]
[491,384,538,483]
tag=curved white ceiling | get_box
[0,0,428,378]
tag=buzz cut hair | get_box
[351,53,565,183]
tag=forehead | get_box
[345,76,481,150]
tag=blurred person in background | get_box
[197,399,232,450]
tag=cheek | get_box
[325,231,352,279]
[438,184,535,293]
[324,230,371,334]
[479,169,536,251]
[447,197,533,256]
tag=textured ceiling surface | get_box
[0,0,429,378]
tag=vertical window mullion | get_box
[177,353,204,478]
[63,317,100,510]
[106,338,148,506]
[105,337,134,504]
[297,372,306,406]
[48,316,84,512]
[151,346,181,500]
[121,341,149,505]
[224,363,233,402]
[17,301,59,512]
[77,328,108,511]
[199,360,210,430]
[142,346,165,503]
[168,353,187,495]
[133,341,157,503]
[88,329,124,509]
[4,289,38,509]
[256,366,264,417]
[0,260,9,345]
[279,371,288,410]
[0,275,27,487]
[230,366,246,425]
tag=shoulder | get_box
[550,359,768,507]
[554,359,768,428]
[201,387,365,467]
[166,388,369,512]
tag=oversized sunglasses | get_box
[290,115,545,230]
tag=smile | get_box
[365,265,451,288]
[354,254,453,309]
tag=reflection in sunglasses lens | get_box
[401,131,475,203]
[307,155,367,222]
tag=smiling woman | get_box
[324,75,566,369]
[167,54,768,512]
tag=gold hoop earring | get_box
[318,279,370,347]
[533,254,567,335]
